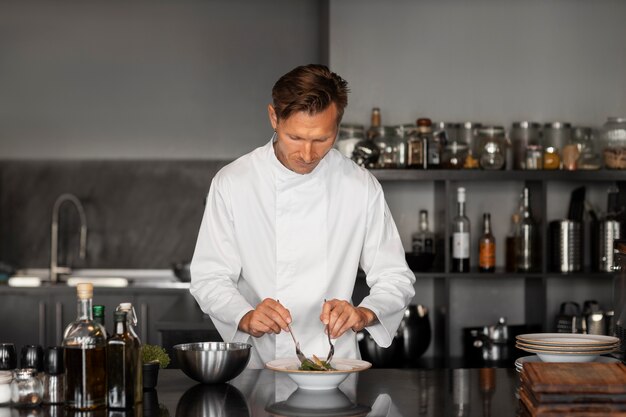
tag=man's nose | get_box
[301,142,313,163]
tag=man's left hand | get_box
[320,299,378,339]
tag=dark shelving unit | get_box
[370,168,626,365]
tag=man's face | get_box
[269,103,339,175]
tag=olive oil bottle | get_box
[62,283,107,410]
[107,311,141,409]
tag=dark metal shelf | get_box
[370,169,626,182]
[410,269,614,279]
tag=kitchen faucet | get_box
[50,193,87,283]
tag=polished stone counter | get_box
[152,367,521,417]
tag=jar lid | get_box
[512,121,541,129]
[0,371,12,384]
[477,126,505,137]
[544,122,572,129]
[339,123,364,133]
[459,122,482,130]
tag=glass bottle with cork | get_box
[451,187,471,273]
[62,283,107,410]
[478,213,496,272]
[516,187,537,272]
[116,302,143,400]
[107,310,142,409]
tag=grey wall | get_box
[330,0,626,128]
[0,0,324,159]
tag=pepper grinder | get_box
[42,347,65,404]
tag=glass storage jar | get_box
[543,122,572,159]
[442,141,469,169]
[335,124,364,159]
[571,127,601,170]
[477,126,506,170]
[602,117,626,169]
[372,126,406,168]
[10,369,43,407]
[510,121,541,170]
[543,147,561,170]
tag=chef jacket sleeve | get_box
[357,175,415,348]
[189,175,254,344]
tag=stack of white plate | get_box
[515,333,620,366]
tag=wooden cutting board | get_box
[519,386,626,416]
[523,362,626,395]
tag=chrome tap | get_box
[50,193,87,283]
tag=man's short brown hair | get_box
[271,64,349,124]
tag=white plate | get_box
[515,354,620,370]
[266,358,371,391]
[516,340,619,352]
[516,333,619,346]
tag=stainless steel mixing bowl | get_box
[174,342,252,384]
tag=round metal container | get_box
[549,220,582,272]
[174,342,251,384]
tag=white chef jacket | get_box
[190,137,415,369]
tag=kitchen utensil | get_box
[265,358,371,391]
[554,302,581,333]
[286,324,309,367]
[0,343,17,371]
[400,304,431,363]
[324,300,334,364]
[567,187,586,223]
[582,300,608,335]
[172,261,191,282]
[549,220,582,272]
[358,330,402,368]
[174,342,251,384]
[592,219,622,272]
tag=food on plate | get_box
[298,355,335,371]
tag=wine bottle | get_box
[62,283,107,410]
[516,187,536,272]
[452,187,471,272]
[479,213,496,272]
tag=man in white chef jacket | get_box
[190,64,415,369]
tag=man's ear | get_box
[268,104,278,130]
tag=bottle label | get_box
[479,241,496,268]
[453,233,470,258]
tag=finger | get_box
[320,299,333,325]
[249,319,273,336]
[263,299,292,326]
[330,309,351,338]
[254,312,282,334]
[328,302,349,335]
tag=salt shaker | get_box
[0,371,12,406]
[10,369,43,407]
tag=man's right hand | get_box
[238,298,292,337]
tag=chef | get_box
[190,64,415,369]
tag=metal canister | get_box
[596,220,622,272]
[549,220,582,272]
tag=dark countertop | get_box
[150,367,522,417]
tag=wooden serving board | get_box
[523,362,626,395]
[519,387,626,416]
